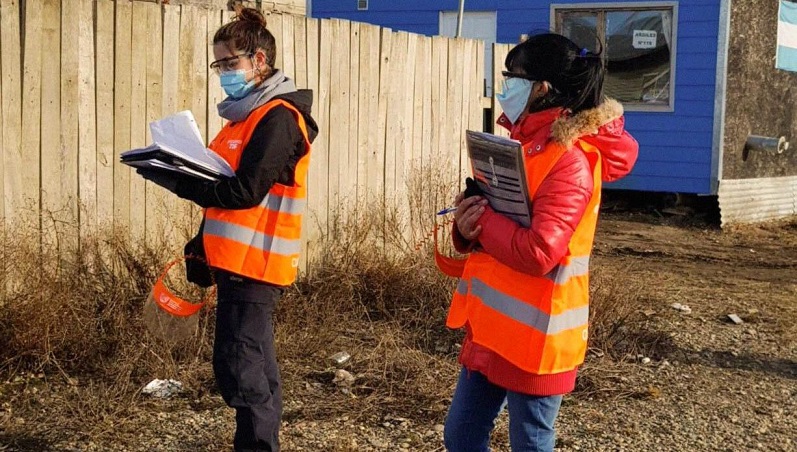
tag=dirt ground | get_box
[1,211,795,451]
[553,212,797,451]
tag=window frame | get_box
[357,0,369,11]
[550,2,679,113]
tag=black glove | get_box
[184,226,214,288]
[464,177,484,199]
[136,168,180,194]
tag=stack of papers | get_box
[121,111,234,181]
[466,130,532,228]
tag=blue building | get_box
[310,1,797,223]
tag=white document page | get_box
[148,111,235,177]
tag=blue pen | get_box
[437,206,457,216]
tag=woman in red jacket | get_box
[443,33,639,452]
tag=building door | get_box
[439,11,497,96]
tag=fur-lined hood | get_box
[550,98,624,146]
[499,98,639,182]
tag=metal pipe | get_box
[742,135,790,161]
[456,0,465,38]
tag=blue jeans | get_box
[444,368,563,452]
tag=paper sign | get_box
[633,30,657,49]
[121,110,234,181]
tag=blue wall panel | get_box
[312,0,721,194]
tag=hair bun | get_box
[235,6,267,28]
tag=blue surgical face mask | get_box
[496,78,534,124]
[220,68,258,99]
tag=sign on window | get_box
[633,30,657,49]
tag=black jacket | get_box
[175,89,319,209]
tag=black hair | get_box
[213,7,276,68]
[505,32,605,114]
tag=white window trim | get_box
[550,2,679,113]
[358,0,369,11]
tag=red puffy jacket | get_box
[453,99,639,395]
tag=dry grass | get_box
[0,170,658,444]
[276,196,462,422]
[577,265,673,397]
[587,266,670,360]
[0,221,217,440]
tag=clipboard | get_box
[466,130,532,228]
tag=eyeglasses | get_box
[501,71,536,81]
[209,53,252,75]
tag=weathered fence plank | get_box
[431,36,449,175]
[40,0,65,256]
[493,43,512,138]
[348,22,360,209]
[357,23,379,206]
[145,1,167,245]
[113,0,133,240]
[281,13,295,81]
[162,3,187,244]
[302,17,324,259]
[20,0,42,232]
[447,38,465,188]
[130,1,149,244]
[78,0,98,243]
[1,0,22,230]
[96,0,115,232]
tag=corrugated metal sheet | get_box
[718,176,797,226]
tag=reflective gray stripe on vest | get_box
[544,256,590,285]
[456,279,468,295]
[261,193,306,215]
[469,277,589,334]
[204,219,302,256]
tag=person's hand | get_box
[136,168,179,194]
[454,192,488,241]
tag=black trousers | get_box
[213,270,284,452]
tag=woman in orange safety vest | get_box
[137,7,318,451]
[443,33,638,452]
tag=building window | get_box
[552,3,677,111]
[358,0,368,11]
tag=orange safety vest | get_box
[203,99,311,286]
[446,138,603,375]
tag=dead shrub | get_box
[578,264,674,398]
[275,188,463,421]
[0,220,217,435]
[587,265,673,360]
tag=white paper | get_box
[121,110,234,180]
[147,110,235,178]
[142,379,183,398]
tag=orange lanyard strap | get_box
[415,217,467,278]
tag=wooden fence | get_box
[0,0,486,263]
[492,43,513,138]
